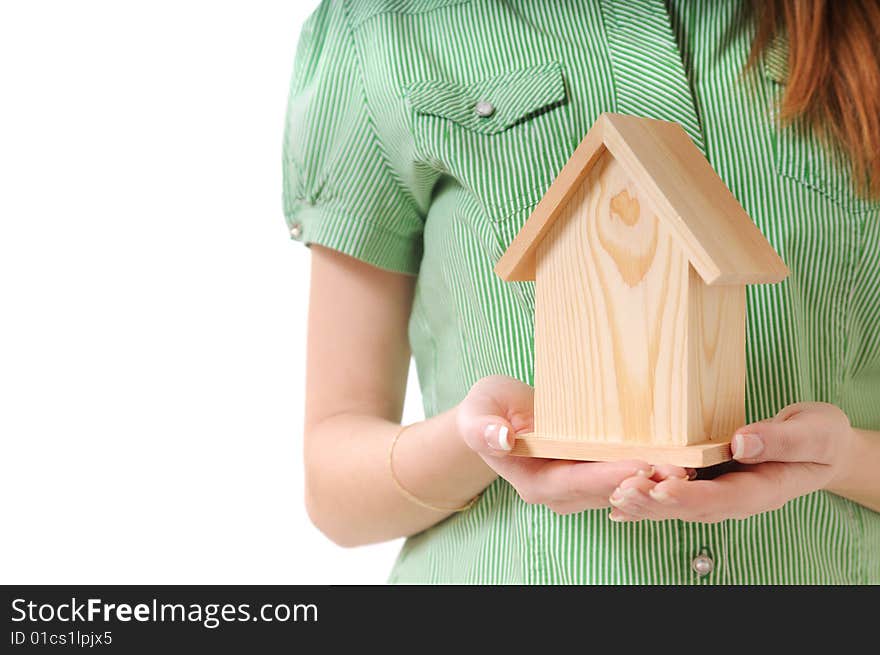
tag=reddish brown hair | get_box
[751,0,880,199]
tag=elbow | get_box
[303,489,366,549]
[304,498,352,546]
[302,420,380,548]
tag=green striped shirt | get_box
[283,0,880,583]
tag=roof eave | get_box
[494,115,610,281]
[495,113,790,287]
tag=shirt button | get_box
[474,100,495,117]
[692,554,714,577]
[290,222,303,240]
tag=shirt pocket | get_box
[403,61,572,224]
[763,56,880,216]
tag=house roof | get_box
[494,113,789,285]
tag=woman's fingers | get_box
[614,460,826,522]
[543,459,654,499]
[732,403,845,466]
[458,416,516,457]
[517,459,654,512]
[731,420,821,465]
[608,475,704,522]
[458,375,535,431]
[608,508,639,522]
[456,376,535,458]
[651,463,695,481]
[602,463,692,520]
[608,474,659,519]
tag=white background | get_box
[0,0,416,583]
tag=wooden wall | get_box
[534,151,710,446]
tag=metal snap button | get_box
[474,100,495,117]
[692,554,714,577]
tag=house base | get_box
[510,433,732,468]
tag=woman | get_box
[283,0,880,583]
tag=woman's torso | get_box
[333,0,880,583]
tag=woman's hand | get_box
[456,376,693,515]
[606,402,857,523]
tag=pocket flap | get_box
[404,61,566,135]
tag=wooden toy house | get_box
[495,113,789,467]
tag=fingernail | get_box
[610,488,641,507]
[636,466,654,478]
[649,487,674,503]
[608,511,627,522]
[732,432,764,459]
[484,424,512,451]
[686,468,698,480]
[498,425,511,450]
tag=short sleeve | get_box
[282,1,423,274]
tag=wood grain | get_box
[510,433,732,468]
[599,113,789,285]
[686,266,746,444]
[495,113,790,286]
[534,151,691,444]
[496,113,781,465]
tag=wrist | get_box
[824,424,859,494]
[394,410,495,506]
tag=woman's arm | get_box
[303,246,495,547]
